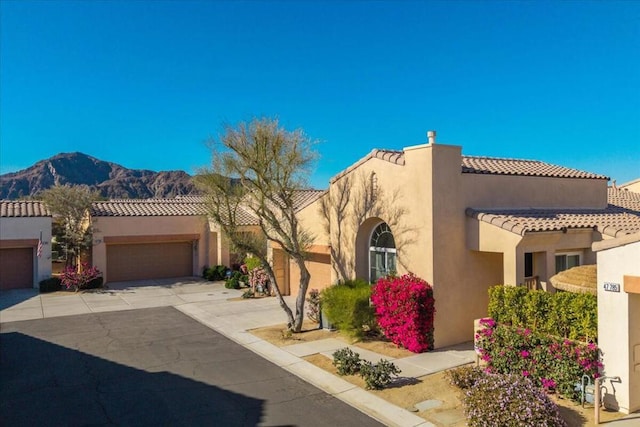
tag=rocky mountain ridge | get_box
[0,152,197,199]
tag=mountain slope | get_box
[0,152,197,199]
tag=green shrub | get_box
[488,285,597,341]
[359,359,401,390]
[446,365,485,390]
[463,373,566,427]
[225,271,246,289]
[243,256,261,272]
[321,279,376,338]
[39,277,62,293]
[332,348,362,375]
[203,265,228,281]
[241,290,254,299]
[83,276,103,290]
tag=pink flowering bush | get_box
[248,267,270,294]
[60,263,102,291]
[476,319,602,400]
[371,273,435,353]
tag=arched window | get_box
[369,222,396,282]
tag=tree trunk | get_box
[291,255,311,332]
[262,262,295,328]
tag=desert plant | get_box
[225,271,245,289]
[476,320,602,400]
[321,280,376,338]
[39,277,62,293]
[371,273,435,352]
[359,359,401,390]
[305,288,321,323]
[463,373,567,427]
[332,348,362,376]
[203,265,228,281]
[446,365,485,390]
[249,266,270,294]
[243,256,261,272]
[60,263,102,291]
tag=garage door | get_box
[106,242,193,282]
[0,248,34,290]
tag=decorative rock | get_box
[414,399,443,412]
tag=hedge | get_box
[488,285,597,342]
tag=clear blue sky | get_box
[1,0,639,188]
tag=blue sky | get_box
[1,0,638,188]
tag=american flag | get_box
[37,232,43,258]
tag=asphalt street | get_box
[0,306,383,426]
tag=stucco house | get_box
[593,232,640,414]
[0,201,52,289]
[90,197,247,283]
[275,131,640,348]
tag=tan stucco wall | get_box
[0,217,52,287]
[596,236,640,413]
[323,139,612,348]
[620,180,640,193]
[326,143,510,348]
[92,215,214,283]
[463,174,608,209]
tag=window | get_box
[555,252,580,274]
[369,222,396,282]
[524,252,534,277]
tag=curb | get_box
[175,304,434,427]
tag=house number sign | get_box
[604,282,620,293]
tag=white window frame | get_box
[555,251,581,274]
[368,222,397,283]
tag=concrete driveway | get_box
[0,277,249,322]
[0,306,382,426]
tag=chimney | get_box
[427,130,436,145]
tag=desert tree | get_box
[40,184,100,267]
[195,118,318,332]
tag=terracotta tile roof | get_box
[467,188,640,238]
[291,189,326,211]
[331,148,606,182]
[91,199,209,217]
[331,149,405,183]
[0,200,51,217]
[461,156,608,179]
[90,190,320,224]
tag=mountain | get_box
[0,152,198,199]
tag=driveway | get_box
[0,306,383,426]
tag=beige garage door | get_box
[106,242,193,282]
[0,248,34,290]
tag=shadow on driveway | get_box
[0,332,264,426]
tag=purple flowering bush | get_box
[476,319,602,399]
[60,263,102,291]
[464,373,567,427]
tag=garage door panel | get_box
[0,248,34,289]
[107,242,193,282]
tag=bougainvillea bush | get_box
[464,373,567,427]
[476,318,602,399]
[60,263,102,291]
[371,273,435,353]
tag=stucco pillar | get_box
[595,238,640,414]
[503,247,518,286]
